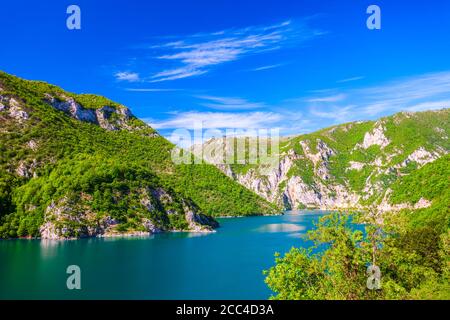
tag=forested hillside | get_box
[265,155,450,299]
[0,71,278,239]
[206,109,449,210]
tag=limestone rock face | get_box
[45,94,135,131]
[49,97,97,123]
[27,140,39,151]
[15,159,38,178]
[404,147,439,167]
[37,186,220,239]
[348,161,365,171]
[300,140,334,181]
[142,219,162,234]
[0,96,29,121]
[283,176,360,210]
[360,124,390,149]
[39,197,116,239]
[233,149,299,203]
[203,111,449,211]
[377,189,432,213]
[183,201,219,232]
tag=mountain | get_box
[388,153,449,232]
[0,71,278,239]
[1,70,447,241]
[204,109,449,211]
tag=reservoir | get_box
[0,210,329,299]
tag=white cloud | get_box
[151,68,207,82]
[125,88,180,92]
[196,95,267,110]
[336,76,365,83]
[147,20,321,82]
[309,105,356,123]
[307,94,347,103]
[405,100,450,112]
[115,72,140,82]
[145,71,450,143]
[304,71,450,121]
[251,64,283,71]
[145,111,283,130]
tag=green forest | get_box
[0,71,278,238]
[265,155,450,299]
[1,70,448,300]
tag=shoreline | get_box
[4,209,340,241]
[6,228,217,241]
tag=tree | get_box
[265,212,376,300]
[265,210,450,300]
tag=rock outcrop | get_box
[39,197,117,239]
[45,94,134,131]
[359,124,390,149]
[0,96,29,121]
[204,110,449,211]
[183,202,219,232]
[38,189,219,239]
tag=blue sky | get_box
[1,0,450,142]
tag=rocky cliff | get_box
[206,109,449,212]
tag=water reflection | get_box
[39,239,65,259]
[156,231,213,240]
[287,232,307,238]
[1,211,331,299]
[255,223,305,233]
[184,232,213,238]
[100,234,156,242]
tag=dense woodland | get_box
[1,71,448,299]
[0,71,278,238]
[265,155,450,299]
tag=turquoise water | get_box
[0,210,328,299]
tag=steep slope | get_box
[208,109,449,210]
[0,71,278,239]
[388,154,449,232]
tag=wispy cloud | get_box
[145,71,450,144]
[309,105,356,123]
[115,71,140,82]
[145,19,322,82]
[151,68,207,82]
[307,93,347,103]
[406,99,450,112]
[303,71,450,122]
[196,95,267,110]
[145,111,282,129]
[251,64,283,71]
[336,76,365,83]
[125,88,181,92]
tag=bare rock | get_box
[39,197,116,239]
[360,125,390,149]
[15,159,38,178]
[27,140,39,151]
[142,219,163,233]
[183,202,218,232]
[348,161,365,171]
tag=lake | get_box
[0,210,329,299]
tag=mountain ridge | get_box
[1,70,448,240]
[203,108,449,211]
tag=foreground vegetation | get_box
[265,156,449,299]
